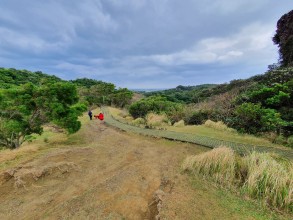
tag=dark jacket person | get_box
[88,110,93,120]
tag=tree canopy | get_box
[273,9,293,67]
[0,82,86,149]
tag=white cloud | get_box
[122,22,275,66]
[201,0,271,14]
[0,27,66,53]
[0,0,292,89]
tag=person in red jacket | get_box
[98,113,104,121]
[94,113,104,121]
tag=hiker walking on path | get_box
[88,110,93,120]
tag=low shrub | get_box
[288,136,293,148]
[186,110,209,125]
[274,135,287,145]
[131,118,145,126]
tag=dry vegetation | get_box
[204,120,236,133]
[182,147,293,212]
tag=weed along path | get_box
[0,113,291,219]
[102,107,293,160]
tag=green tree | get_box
[0,82,86,149]
[129,96,182,119]
[273,10,293,66]
[234,103,284,134]
[110,88,133,108]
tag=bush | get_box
[128,96,182,119]
[287,136,293,148]
[186,111,209,125]
[234,103,283,134]
[274,135,287,145]
[131,118,145,126]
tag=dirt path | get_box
[102,107,293,160]
[0,119,289,219]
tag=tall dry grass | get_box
[173,120,185,127]
[182,147,236,187]
[145,113,169,127]
[242,152,293,211]
[203,120,236,133]
[182,147,293,212]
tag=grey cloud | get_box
[0,0,292,89]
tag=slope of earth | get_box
[0,113,290,219]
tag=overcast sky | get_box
[0,1,292,89]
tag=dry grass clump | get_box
[243,152,293,211]
[182,147,293,212]
[146,113,169,127]
[131,118,146,126]
[118,110,130,118]
[182,147,236,186]
[204,120,236,132]
[0,145,39,165]
[173,120,185,127]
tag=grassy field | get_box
[167,125,283,148]
[108,107,285,148]
[106,107,293,161]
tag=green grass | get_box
[108,107,287,150]
[167,124,285,149]
[190,176,290,220]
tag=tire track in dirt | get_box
[0,119,209,219]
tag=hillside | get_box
[145,67,293,104]
[144,84,217,103]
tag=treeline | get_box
[129,67,293,146]
[0,68,62,88]
[144,84,216,103]
[0,68,133,149]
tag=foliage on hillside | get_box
[0,68,62,89]
[144,84,217,103]
[129,67,293,145]
[129,96,182,120]
[188,67,293,139]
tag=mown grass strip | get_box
[102,107,293,160]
